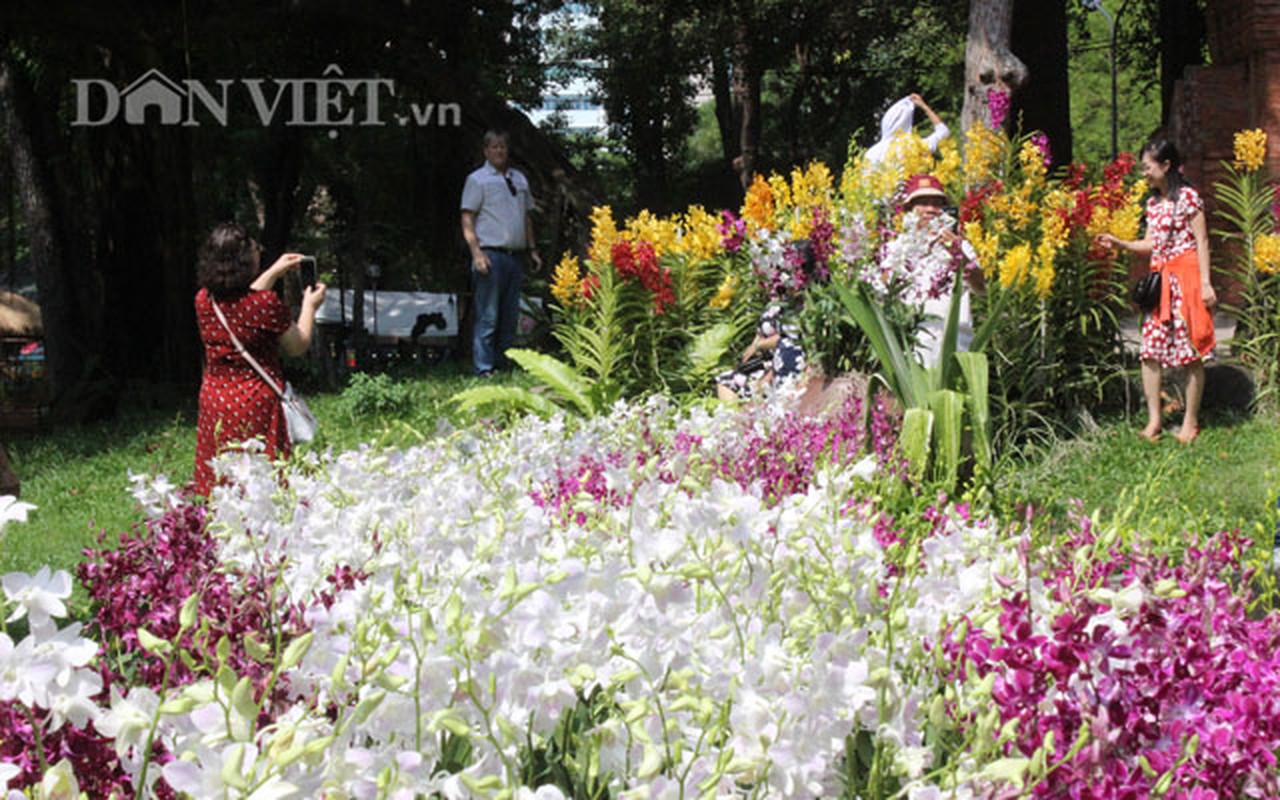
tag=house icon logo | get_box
[121,69,186,125]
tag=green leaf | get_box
[231,676,257,727]
[303,735,335,755]
[899,408,934,483]
[137,627,172,656]
[980,756,1031,789]
[178,593,199,632]
[244,632,271,663]
[834,280,924,407]
[158,695,198,715]
[970,282,1014,354]
[450,386,562,419]
[680,322,737,383]
[351,689,387,725]
[505,348,596,415]
[938,269,965,391]
[929,389,965,488]
[280,632,314,671]
[428,708,472,737]
[954,351,991,473]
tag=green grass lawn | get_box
[998,409,1280,546]
[1,406,197,578]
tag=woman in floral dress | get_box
[192,223,326,495]
[1099,138,1216,444]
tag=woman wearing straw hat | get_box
[883,173,979,368]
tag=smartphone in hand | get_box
[299,256,317,288]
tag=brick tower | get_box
[1169,0,1280,192]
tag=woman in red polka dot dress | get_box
[1099,138,1217,445]
[192,223,326,495]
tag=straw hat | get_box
[903,174,946,205]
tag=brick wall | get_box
[1165,0,1280,302]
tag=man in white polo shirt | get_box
[460,130,542,376]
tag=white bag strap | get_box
[209,297,287,400]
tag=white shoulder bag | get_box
[210,298,319,444]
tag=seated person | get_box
[716,303,806,401]
[717,243,813,401]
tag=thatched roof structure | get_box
[0,292,42,337]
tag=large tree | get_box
[1,0,589,414]
[577,0,702,212]
[962,0,1028,131]
[0,53,104,418]
[569,0,968,210]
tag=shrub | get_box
[339,371,413,421]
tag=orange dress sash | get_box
[1152,248,1215,357]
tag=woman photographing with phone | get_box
[1097,138,1216,444]
[192,223,326,495]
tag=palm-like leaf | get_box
[928,389,965,487]
[899,407,934,483]
[833,280,926,407]
[954,352,991,473]
[505,348,596,416]
[680,322,738,384]
[450,386,562,419]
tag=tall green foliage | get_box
[834,273,994,489]
[1213,154,1280,409]
[977,254,1129,450]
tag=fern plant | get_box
[451,349,615,419]
[549,244,755,401]
[552,262,634,395]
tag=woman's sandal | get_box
[1174,426,1200,445]
[1138,428,1162,443]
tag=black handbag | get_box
[1130,271,1161,312]
[1131,214,1175,312]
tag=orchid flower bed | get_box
[2,398,1279,798]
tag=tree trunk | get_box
[961,0,1028,132]
[258,127,306,311]
[732,16,762,191]
[259,127,305,258]
[785,43,812,166]
[93,121,199,390]
[1010,0,1071,166]
[329,172,368,367]
[632,110,670,212]
[711,50,736,175]
[0,55,100,419]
